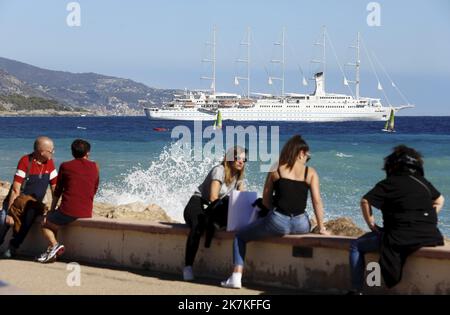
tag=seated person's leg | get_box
[37,210,76,263]
[233,211,289,266]
[349,231,382,291]
[0,211,12,247]
[9,207,38,250]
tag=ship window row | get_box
[319,97,350,100]
[313,105,347,108]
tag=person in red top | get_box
[37,139,99,263]
[1,136,57,259]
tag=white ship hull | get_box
[144,106,390,122]
[144,29,414,123]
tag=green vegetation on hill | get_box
[0,94,86,112]
[0,57,179,112]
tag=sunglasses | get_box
[306,153,311,163]
[235,156,248,163]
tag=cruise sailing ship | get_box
[144,28,413,122]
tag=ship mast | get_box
[311,26,326,91]
[201,26,217,95]
[322,26,326,83]
[235,27,251,98]
[213,27,216,94]
[347,32,361,100]
[282,27,285,97]
[269,27,286,97]
[355,32,361,100]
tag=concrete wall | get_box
[2,217,450,294]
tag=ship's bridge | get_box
[210,92,242,100]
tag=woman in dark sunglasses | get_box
[221,135,329,289]
[182,146,247,281]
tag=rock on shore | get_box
[0,181,174,223]
[311,217,365,237]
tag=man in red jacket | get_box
[37,139,99,263]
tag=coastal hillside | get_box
[0,94,85,112]
[0,57,181,115]
[0,68,53,99]
[0,69,84,114]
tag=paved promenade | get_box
[0,258,303,295]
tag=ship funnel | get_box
[313,72,325,96]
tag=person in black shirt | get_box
[348,145,445,294]
[221,135,329,289]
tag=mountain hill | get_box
[0,57,180,114]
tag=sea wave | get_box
[336,152,353,158]
[96,141,263,222]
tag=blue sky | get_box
[0,0,449,115]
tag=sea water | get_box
[0,116,449,236]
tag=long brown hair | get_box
[278,135,309,170]
[222,146,246,186]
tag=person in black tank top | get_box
[273,166,309,216]
[221,135,329,289]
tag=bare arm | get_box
[309,169,328,235]
[433,195,445,214]
[49,184,60,212]
[50,167,62,212]
[360,198,378,232]
[209,180,221,203]
[237,181,245,191]
[262,172,275,210]
[7,181,21,210]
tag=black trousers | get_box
[184,195,208,266]
[183,195,229,266]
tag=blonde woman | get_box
[183,146,247,281]
[221,135,329,289]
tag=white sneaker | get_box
[220,273,242,289]
[37,243,65,263]
[183,266,194,281]
[36,248,51,263]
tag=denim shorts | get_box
[46,210,77,226]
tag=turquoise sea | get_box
[0,116,449,236]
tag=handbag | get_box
[1,154,33,213]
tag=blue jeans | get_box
[0,209,8,246]
[349,231,382,290]
[233,210,311,266]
